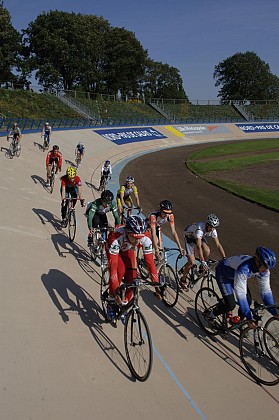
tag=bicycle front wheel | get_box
[68,209,76,242]
[200,273,218,294]
[136,247,149,280]
[195,287,223,335]
[50,175,55,194]
[124,308,153,381]
[90,230,99,262]
[158,264,179,307]
[240,326,279,386]
[264,316,279,340]
[100,268,110,321]
[9,143,15,158]
[15,143,21,157]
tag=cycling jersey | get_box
[216,255,276,320]
[9,127,21,139]
[148,210,175,228]
[86,198,120,229]
[106,227,158,297]
[61,175,82,188]
[101,164,112,176]
[46,151,62,169]
[76,144,84,154]
[184,221,218,239]
[117,184,138,200]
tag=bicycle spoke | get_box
[124,309,153,381]
[240,327,279,386]
[159,264,179,307]
[195,287,223,335]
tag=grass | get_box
[187,140,279,211]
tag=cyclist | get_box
[60,167,85,227]
[207,247,278,327]
[99,160,112,191]
[86,190,121,243]
[7,122,22,145]
[147,200,185,260]
[41,122,52,148]
[105,215,161,319]
[180,214,226,290]
[75,142,85,163]
[45,145,62,186]
[116,176,141,218]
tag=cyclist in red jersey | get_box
[105,215,161,317]
[45,145,62,186]
[60,166,85,227]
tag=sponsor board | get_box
[236,123,279,133]
[166,124,230,137]
[94,127,166,144]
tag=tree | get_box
[143,59,187,100]
[214,51,279,101]
[23,11,110,91]
[103,27,148,97]
[0,1,20,86]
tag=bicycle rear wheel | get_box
[90,230,99,262]
[136,247,149,279]
[124,308,153,381]
[195,287,223,335]
[158,264,179,307]
[68,209,76,242]
[100,268,110,321]
[240,326,279,386]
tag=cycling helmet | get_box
[105,160,110,165]
[160,200,173,214]
[126,176,134,183]
[67,166,76,179]
[256,247,276,269]
[125,215,147,237]
[78,142,84,146]
[53,145,59,151]
[206,214,219,227]
[13,122,18,128]
[101,190,114,204]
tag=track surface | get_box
[0,131,278,420]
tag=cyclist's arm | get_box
[213,237,226,258]
[45,153,50,167]
[87,206,97,232]
[235,271,252,320]
[257,272,277,315]
[57,154,63,170]
[141,237,159,283]
[170,218,184,255]
[61,185,66,201]
[77,185,83,201]
[150,222,159,254]
[111,202,121,226]
[119,190,126,207]
[132,185,140,207]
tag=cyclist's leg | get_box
[180,238,195,283]
[122,250,137,303]
[70,188,78,208]
[201,241,210,260]
[125,197,133,216]
[99,214,109,240]
[46,163,52,182]
[61,188,69,220]
[212,264,235,317]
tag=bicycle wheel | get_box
[136,247,149,279]
[195,287,223,335]
[100,245,108,272]
[49,171,55,194]
[90,230,99,262]
[100,268,110,321]
[124,308,153,381]
[15,142,21,157]
[264,317,279,340]
[264,322,279,366]
[200,273,218,294]
[68,209,76,242]
[240,326,279,386]
[158,264,179,307]
[9,143,15,158]
[175,253,187,276]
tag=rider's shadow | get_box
[33,141,44,150]
[33,208,62,231]
[85,181,99,192]
[65,159,75,166]
[51,232,101,284]
[31,175,47,190]
[41,269,134,380]
[41,269,100,325]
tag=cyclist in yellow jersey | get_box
[117,176,141,217]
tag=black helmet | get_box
[101,190,114,204]
[256,247,276,269]
[53,145,59,151]
[125,215,147,237]
[160,200,173,214]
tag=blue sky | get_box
[5,0,279,101]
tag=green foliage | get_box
[0,2,20,83]
[214,51,279,101]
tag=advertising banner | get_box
[94,127,166,144]
[236,123,279,133]
[167,124,230,137]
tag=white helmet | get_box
[45,122,49,126]
[207,214,219,227]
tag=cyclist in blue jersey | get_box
[208,247,278,327]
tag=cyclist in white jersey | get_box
[180,214,226,290]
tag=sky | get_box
[4,0,279,101]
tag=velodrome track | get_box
[0,127,278,420]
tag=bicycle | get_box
[88,227,110,272]
[7,135,21,158]
[99,175,111,193]
[120,206,141,225]
[48,161,57,194]
[175,254,218,292]
[42,133,50,151]
[195,287,279,386]
[75,150,81,167]
[100,271,155,381]
[137,246,179,307]
[62,198,83,242]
